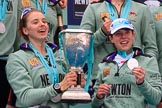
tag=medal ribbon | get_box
[0,0,8,22]
[36,0,47,15]
[117,50,134,60]
[106,0,131,21]
[29,42,59,84]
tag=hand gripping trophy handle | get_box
[58,29,94,103]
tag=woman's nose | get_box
[40,21,46,26]
[120,33,127,38]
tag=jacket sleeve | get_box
[6,52,58,107]
[138,56,162,105]
[80,3,108,47]
[141,6,158,58]
[91,64,105,108]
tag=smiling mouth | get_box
[120,40,129,45]
[39,29,46,33]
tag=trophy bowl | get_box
[59,29,94,103]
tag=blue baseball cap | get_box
[110,18,134,34]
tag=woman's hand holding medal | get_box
[132,66,145,84]
[127,58,145,84]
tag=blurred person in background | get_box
[0,1,23,108]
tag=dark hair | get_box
[18,8,43,41]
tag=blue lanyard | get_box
[106,0,131,21]
[36,0,47,15]
[29,42,59,84]
[117,50,134,60]
[0,0,8,21]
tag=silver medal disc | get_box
[127,58,139,70]
[0,22,6,34]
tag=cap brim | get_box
[110,26,134,34]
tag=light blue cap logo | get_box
[110,18,134,34]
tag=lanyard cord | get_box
[106,0,131,21]
[29,42,59,84]
[36,0,47,15]
[0,0,8,21]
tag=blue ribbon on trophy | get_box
[0,0,8,34]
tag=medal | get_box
[0,21,5,34]
[127,58,138,70]
[144,0,160,7]
[100,12,110,21]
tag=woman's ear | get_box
[22,27,28,36]
[109,35,113,43]
[132,31,135,39]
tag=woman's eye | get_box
[43,21,47,23]
[43,20,47,24]
[125,31,130,34]
[115,33,122,36]
[33,21,38,24]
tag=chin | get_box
[120,48,129,51]
[40,37,47,40]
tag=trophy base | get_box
[61,87,91,103]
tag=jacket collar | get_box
[102,47,143,62]
[20,41,57,52]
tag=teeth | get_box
[121,42,127,44]
[121,41,128,44]
[39,29,45,32]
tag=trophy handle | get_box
[77,71,81,86]
[70,67,82,87]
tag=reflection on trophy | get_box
[59,29,94,102]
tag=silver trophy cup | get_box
[59,29,94,102]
